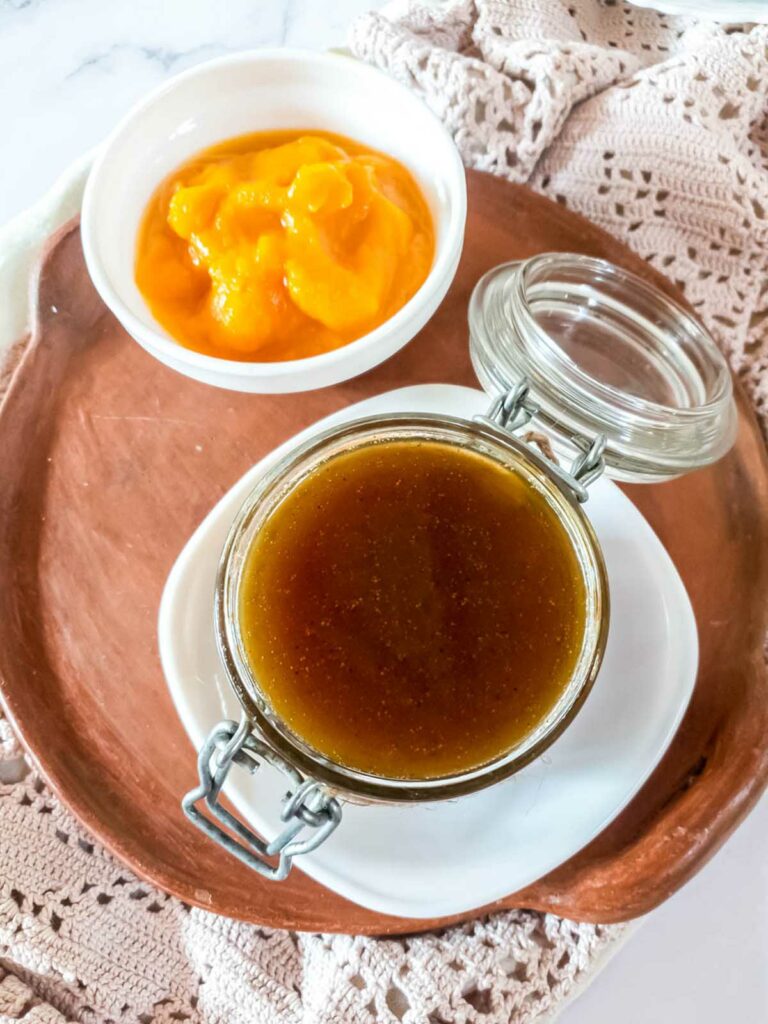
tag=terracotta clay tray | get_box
[1,171,768,935]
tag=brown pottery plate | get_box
[1,171,767,934]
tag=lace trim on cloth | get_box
[0,722,619,1024]
[349,0,768,432]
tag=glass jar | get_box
[182,253,736,882]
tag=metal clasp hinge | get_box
[182,717,342,881]
[480,379,606,503]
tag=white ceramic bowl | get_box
[81,49,467,393]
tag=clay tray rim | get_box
[0,151,93,355]
[1,172,768,935]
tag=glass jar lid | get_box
[469,253,737,482]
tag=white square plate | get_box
[159,383,698,919]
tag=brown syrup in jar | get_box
[239,440,587,779]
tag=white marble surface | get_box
[0,1,766,1021]
[0,0,378,225]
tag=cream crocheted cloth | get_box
[351,0,768,431]
[2,3,767,1023]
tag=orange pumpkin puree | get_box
[135,130,434,361]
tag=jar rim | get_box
[469,253,738,483]
[215,412,609,803]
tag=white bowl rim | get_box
[81,47,467,379]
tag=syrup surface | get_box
[239,440,587,778]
